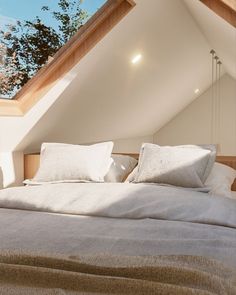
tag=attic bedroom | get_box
[0,0,236,294]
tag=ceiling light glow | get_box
[194,88,200,94]
[131,54,142,64]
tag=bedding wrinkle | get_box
[136,160,204,187]
[0,183,236,229]
[0,252,235,294]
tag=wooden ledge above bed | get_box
[24,153,236,191]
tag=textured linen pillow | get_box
[205,162,236,199]
[105,155,137,182]
[134,143,216,188]
[189,144,216,182]
[125,166,138,183]
[30,142,113,183]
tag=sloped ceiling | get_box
[2,0,234,152]
[16,0,215,152]
[184,0,236,79]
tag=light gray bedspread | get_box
[1,183,236,227]
[1,183,236,293]
[0,183,236,268]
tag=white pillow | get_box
[205,162,236,199]
[134,143,216,188]
[105,155,137,182]
[28,142,113,183]
[125,166,138,183]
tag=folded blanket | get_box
[0,251,235,294]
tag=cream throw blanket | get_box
[0,252,235,295]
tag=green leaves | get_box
[0,0,89,97]
[49,0,89,43]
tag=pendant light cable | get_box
[217,60,222,150]
[210,49,215,144]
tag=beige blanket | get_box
[0,252,235,295]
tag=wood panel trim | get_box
[24,153,236,191]
[221,0,236,11]
[216,156,236,191]
[0,0,135,117]
[199,0,236,27]
[0,99,23,116]
[24,154,41,180]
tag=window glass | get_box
[0,0,106,99]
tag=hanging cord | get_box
[214,55,219,144]
[210,50,215,144]
[217,60,222,149]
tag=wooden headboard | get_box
[24,153,236,191]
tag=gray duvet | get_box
[0,183,236,294]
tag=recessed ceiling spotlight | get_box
[194,88,200,94]
[131,54,142,64]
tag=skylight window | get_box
[0,0,107,99]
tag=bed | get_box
[0,145,235,294]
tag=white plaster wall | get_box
[13,0,213,153]
[154,74,236,155]
[24,135,153,155]
[0,70,78,152]
[112,136,153,153]
[184,0,236,79]
[0,151,24,188]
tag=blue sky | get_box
[0,0,106,29]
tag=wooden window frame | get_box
[199,0,236,27]
[0,0,135,116]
